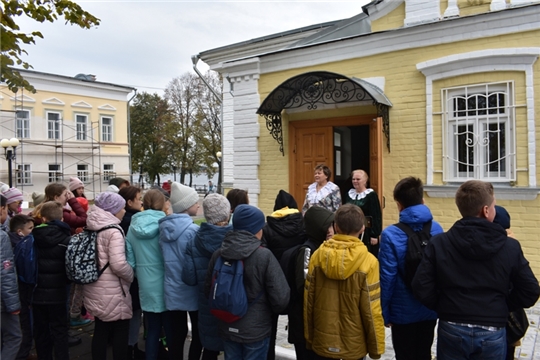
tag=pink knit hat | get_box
[69,177,84,192]
[2,187,23,204]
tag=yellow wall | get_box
[257,28,540,274]
[371,2,406,32]
[457,0,491,17]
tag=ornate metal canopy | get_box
[256,71,392,155]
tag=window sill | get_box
[425,185,540,200]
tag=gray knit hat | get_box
[170,182,199,213]
[203,194,230,224]
[95,192,126,215]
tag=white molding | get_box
[443,0,460,18]
[251,5,540,76]
[417,48,540,186]
[42,97,65,106]
[491,0,507,11]
[71,101,92,109]
[367,0,404,22]
[404,0,441,26]
[425,185,540,200]
[10,94,36,103]
[98,104,117,111]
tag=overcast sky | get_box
[16,1,370,95]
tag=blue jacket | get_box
[1,227,20,313]
[379,204,442,325]
[126,209,166,313]
[158,214,199,312]
[182,222,232,351]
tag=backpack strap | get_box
[95,224,124,276]
[394,221,432,236]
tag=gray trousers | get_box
[1,311,22,360]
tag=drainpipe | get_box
[191,54,224,193]
[127,89,137,185]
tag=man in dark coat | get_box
[412,180,540,359]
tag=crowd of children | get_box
[1,173,539,360]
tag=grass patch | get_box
[194,218,206,225]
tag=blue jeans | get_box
[144,311,176,360]
[438,321,507,360]
[223,337,270,360]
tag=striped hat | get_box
[2,187,23,204]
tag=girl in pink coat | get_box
[83,192,134,360]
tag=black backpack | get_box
[278,239,317,315]
[394,221,432,288]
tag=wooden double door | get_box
[289,115,384,209]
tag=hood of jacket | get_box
[86,205,121,230]
[312,234,369,280]
[220,230,261,260]
[195,222,232,257]
[266,211,304,238]
[128,209,164,240]
[33,220,71,248]
[304,206,335,244]
[158,213,196,243]
[447,217,508,261]
[8,231,31,248]
[398,204,435,227]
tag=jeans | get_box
[438,320,507,360]
[223,337,270,360]
[166,310,202,360]
[129,309,142,346]
[1,312,22,360]
[391,319,436,360]
[92,318,130,360]
[16,282,34,360]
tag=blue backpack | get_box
[13,234,38,284]
[209,256,263,323]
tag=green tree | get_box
[130,92,172,186]
[1,0,100,93]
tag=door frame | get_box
[289,114,383,209]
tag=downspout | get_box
[191,54,224,193]
[127,89,137,185]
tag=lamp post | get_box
[1,138,20,188]
[138,162,143,188]
[216,151,222,194]
[172,165,177,182]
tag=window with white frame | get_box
[77,164,89,183]
[48,164,62,183]
[17,164,32,185]
[103,164,115,182]
[76,114,88,141]
[47,111,61,139]
[101,116,113,142]
[16,110,30,138]
[442,81,515,182]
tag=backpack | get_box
[208,256,263,323]
[65,224,123,285]
[13,235,38,284]
[394,221,432,288]
[278,239,317,315]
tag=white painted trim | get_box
[443,0,459,18]
[367,0,404,22]
[491,0,507,11]
[71,101,92,109]
[98,104,117,111]
[417,48,539,186]
[42,97,65,106]
[425,185,540,200]
[10,94,36,103]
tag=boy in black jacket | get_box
[32,201,71,359]
[412,180,540,359]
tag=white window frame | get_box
[77,164,89,183]
[17,164,32,185]
[103,163,115,183]
[442,81,516,182]
[75,114,88,141]
[47,111,61,140]
[48,164,62,183]
[101,116,113,142]
[16,109,30,139]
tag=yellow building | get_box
[0,69,135,200]
[195,1,540,273]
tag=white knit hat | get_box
[203,194,230,224]
[170,182,199,214]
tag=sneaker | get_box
[82,312,94,321]
[70,316,92,328]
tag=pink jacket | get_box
[83,205,134,322]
